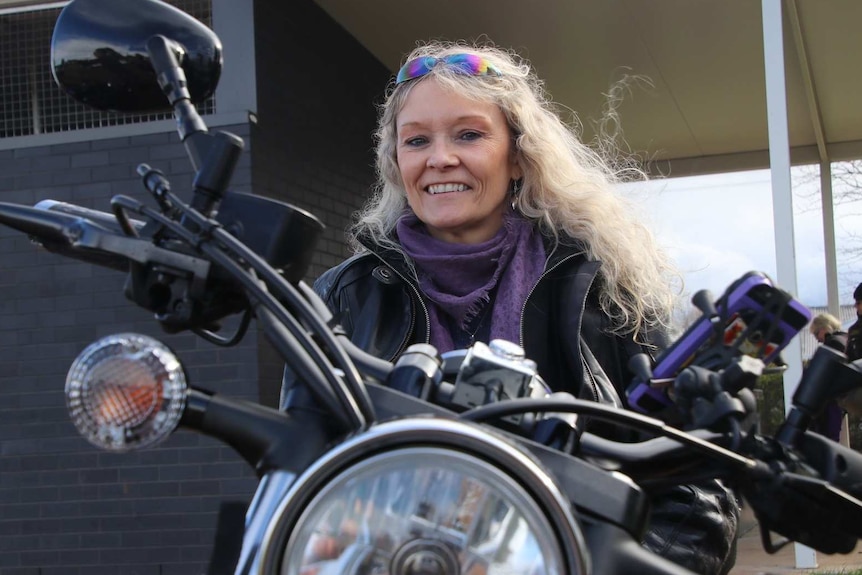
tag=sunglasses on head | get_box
[395,53,502,85]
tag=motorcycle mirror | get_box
[51,0,222,113]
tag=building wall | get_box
[0,125,259,575]
[0,0,386,573]
[251,0,390,277]
[250,0,390,407]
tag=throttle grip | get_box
[35,199,146,235]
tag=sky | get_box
[618,167,862,311]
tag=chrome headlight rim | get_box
[257,416,589,575]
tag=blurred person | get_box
[847,283,862,362]
[838,284,862,417]
[808,312,847,441]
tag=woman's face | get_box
[395,78,520,244]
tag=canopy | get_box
[313,0,862,177]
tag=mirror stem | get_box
[147,34,210,171]
[146,33,241,219]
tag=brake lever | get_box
[0,201,209,276]
[69,216,210,275]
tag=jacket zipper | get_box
[370,253,430,360]
[575,268,601,402]
[580,344,601,403]
[518,252,582,348]
[519,252,602,402]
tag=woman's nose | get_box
[426,141,459,169]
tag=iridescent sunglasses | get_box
[395,53,502,85]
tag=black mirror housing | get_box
[51,0,222,113]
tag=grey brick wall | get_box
[0,0,386,571]
[3,4,239,575]
[0,123,261,575]
[251,0,390,277]
[250,0,391,407]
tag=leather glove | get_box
[642,479,740,575]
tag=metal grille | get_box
[0,0,214,139]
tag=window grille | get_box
[0,0,214,139]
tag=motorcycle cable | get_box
[110,193,372,431]
[459,396,764,474]
[195,308,253,347]
[296,281,394,383]
[189,215,376,426]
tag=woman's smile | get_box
[426,183,470,194]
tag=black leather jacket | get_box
[309,240,636,407]
[848,317,862,361]
[282,237,739,575]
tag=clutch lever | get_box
[0,201,210,277]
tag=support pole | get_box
[820,162,840,317]
[762,0,816,567]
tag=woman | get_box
[318,47,676,394]
[810,312,848,352]
[283,41,738,574]
[809,312,848,441]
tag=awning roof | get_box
[313,0,862,177]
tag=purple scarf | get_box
[396,212,546,352]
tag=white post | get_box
[762,0,816,568]
[820,161,840,317]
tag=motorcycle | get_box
[2,0,862,573]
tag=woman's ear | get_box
[509,130,523,180]
[510,156,523,182]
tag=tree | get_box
[795,160,862,267]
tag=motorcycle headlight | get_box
[259,418,587,575]
[65,333,187,452]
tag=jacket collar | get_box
[542,233,590,270]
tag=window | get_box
[0,0,214,139]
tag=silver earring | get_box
[510,179,522,210]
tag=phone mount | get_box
[627,272,812,431]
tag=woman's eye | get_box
[403,136,427,147]
[459,130,482,141]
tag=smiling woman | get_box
[394,78,520,244]
[280,39,739,575]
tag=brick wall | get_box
[0,0,386,571]
[0,125,261,575]
[251,0,390,277]
[250,0,391,407]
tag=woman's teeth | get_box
[427,183,468,194]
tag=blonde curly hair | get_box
[351,39,680,341]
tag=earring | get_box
[510,178,522,210]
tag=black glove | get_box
[643,479,740,575]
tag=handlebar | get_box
[8,189,862,552]
[4,132,862,565]
[25,6,856,573]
